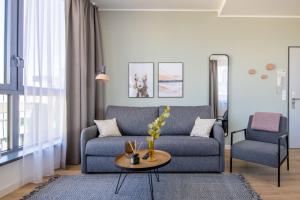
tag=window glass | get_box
[0,94,8,151]
[19,95,24,146]
[0,0,6,84]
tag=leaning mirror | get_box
[209,54,229,136]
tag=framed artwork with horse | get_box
[128,62,154,98]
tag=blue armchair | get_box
[230,115,289,187]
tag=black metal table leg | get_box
[148,171,154,200]
[154,169,160,182]
[115,170,128,194]
[115,169,159,199]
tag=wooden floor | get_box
[1,149,300,200]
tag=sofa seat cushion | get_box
[156,136,219,156]
[85,136,219,157]
[232,140,287,167]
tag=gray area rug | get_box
[21,173,261,200]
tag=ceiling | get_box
[92,0,300,18]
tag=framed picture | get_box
[158,62,183,98]
[128,62,154,98]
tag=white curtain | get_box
[22,0,66,183]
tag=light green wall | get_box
[99,11,300,144]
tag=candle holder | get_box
[130,153,140,165]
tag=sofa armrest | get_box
[212,124,224,144]
[81,125,98,173]
[212,124,225,172]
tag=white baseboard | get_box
[0,181,23,198]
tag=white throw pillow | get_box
[190,117,216,138]
[94,118,122,137]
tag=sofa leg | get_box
[278,166,280,187]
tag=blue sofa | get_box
[81,106,225,173]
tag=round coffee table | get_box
[114,149,171,200]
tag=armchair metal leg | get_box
[287,146,290,171]
[230,156,232,173]
[287,135,289,171]
[278,166,280,187]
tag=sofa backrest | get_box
[105,106,159,136]
[246,115,288,144]
[159,106,213,135]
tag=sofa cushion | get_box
[105,106,159,136]
[246,116,288,144]
[232,140,287,167]
[156,136,219,156]
[85,136,219,157]
[94,118,122,137]
[190,117,216,138]
[159,106,212,135]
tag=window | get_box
[0,0,5,84]
[0,0,24,154]
[19,95,24,146]
[0,95,8,151]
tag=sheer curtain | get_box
[22,0,66,183]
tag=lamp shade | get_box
[95,73,110,81]
[96,65,110,81]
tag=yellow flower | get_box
[148,106,171,140]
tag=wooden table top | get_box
[115,149,171,171]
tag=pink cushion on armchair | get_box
[251,112,281,132]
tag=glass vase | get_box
[147,136,156,161]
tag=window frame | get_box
[0,0,18,90]
[0,0,24,155]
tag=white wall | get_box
[99,11,300,144]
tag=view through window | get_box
[19,95,24,147]
[0,95,8,151]
[0,0,5,84]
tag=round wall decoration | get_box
[266,63,275,70]
[248,69,257,75]
[261,74,268,80]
